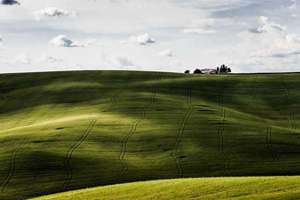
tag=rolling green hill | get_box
[0,71,299,200]
[29,176,300,200]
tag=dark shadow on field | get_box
[134,74,300,122]
[1,71,300,200]
[1,71,299,125]
[0,71,179,114]
[0,149,128,200]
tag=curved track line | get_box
[216,76,227,173]
[1,140,27,193]
[119,87,158,177]
[172,88,194,178]
[217,92,225,154]
[1,149,17,193]
[173,106,193,178]
[266,127,279,161]
[282,80,296,130]
[217,78,226,153]
[119,122,139,176]
[63,120,96,190]
[104,90,121,112]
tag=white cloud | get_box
[49,35,73,47]
[176,0,248,11]
[286,34,300,44]
[38,55,63,63]
[289,0,297,9]
[112,56,135,67]
[183,18,217,34]
[15,53,31,64]
[291,13,297,17]
[49,35,85,48]
[247,17,299,56]
[33,7,76,20]
[0,0,300,73]
[249,16,286,34]
[289,0,298,17]
[128,33,156,45]
[183,28,216,34]
[159,49,173,57]
[234,16,300,71]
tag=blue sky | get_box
[0,0,300,73]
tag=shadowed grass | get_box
[0,71,299,200]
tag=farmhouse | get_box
[185,64,232,75]
[201,68,218,74]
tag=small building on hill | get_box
[201,68,218,74]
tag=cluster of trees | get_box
[217,64,231,73]
[184,64,232,74]
[184,69,202,74]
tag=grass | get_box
[29,176,300,200]
[0,70,299,200]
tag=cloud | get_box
[183,28,216,34]
[1,0,300,73]
[174,0,247,11]
[38,55,63,63]
[49,35,86,48]
[0,0,19,5]
[49,35,74,47]
[15,53,31,64]
[245,17,298,56]
[0,35,2,43]
[33,7,76,20]
[159,49,173,57]
[289,0,298,17]
[112,56,135,67]
[183,18,220,34]
[236,15,300,71]
[249,16,286,34]
[289,0,297,9]
[286,34,300,44]
[271,50,300,58]
[128,33,155,45]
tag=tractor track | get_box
[119,121,139,176]
[1,149,18,193]
[119,87,158,177]
[1,139,27,193]
[216,76,228,173]
[282,80,297,130]
[251,75,279,162]
[217,78,225,154]
[104,90,121,112]
[63,119,97,190]
[265,127,279,161]
[172,88,194,178]
[217,93,225,154]
[61,88,121,190]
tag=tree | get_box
[219,64,231,73]
[184,70,190,74]
[193,69,202,74]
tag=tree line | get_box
[184,64,232,74]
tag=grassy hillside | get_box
[0,71,299,200]
[30,176,300,200]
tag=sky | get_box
[0,0,300,73]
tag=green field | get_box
[0,71,300,200]
[30,176,300,200]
